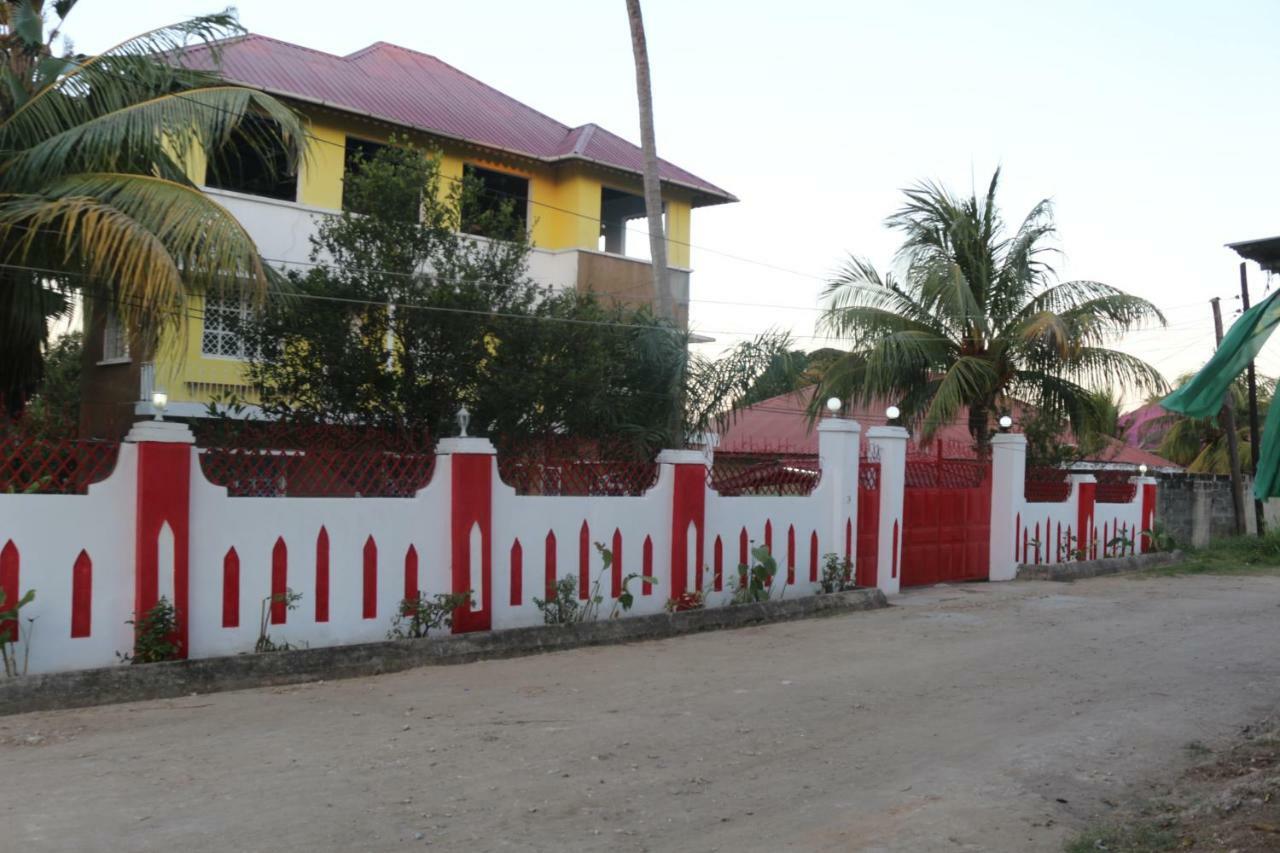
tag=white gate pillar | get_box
[867,426,908,595]
[989,433,1027,581]
[817,418,861,571]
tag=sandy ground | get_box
[3,573,1280,853]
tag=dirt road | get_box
[4,573,1279,852]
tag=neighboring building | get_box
[716,391,1182,471]
[81,35,736,437]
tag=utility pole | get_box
[1240,263,1266,535]
[1211,296,1247,535]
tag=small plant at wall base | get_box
[388,591,472,639]
[0,587,35,676]
[1142,522,1176,553]
[256,589,303,653]
[534,576,581,625]
[597,542,657,619]
[665,564,712,612]
[123,596,180,664]
[733,545,779,605]
[818,553,855,593]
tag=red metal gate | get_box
[856,461,880,587]
[901,454,991,587]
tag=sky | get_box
[64,0,1280,408]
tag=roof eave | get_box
[230,80,738,207]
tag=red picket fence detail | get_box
[496,437,657,496]
[0,432,119,495]
[1025,467,1071,502]
[1094,469,1139,504]
[709,453,819,496]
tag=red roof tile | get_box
[717,390,1183,470]
[180,35,736,204]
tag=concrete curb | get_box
[0,588,887,716]
[1017,550,1186,582]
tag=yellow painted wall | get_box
[155,107,702,411]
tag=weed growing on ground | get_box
[388,591,472,639]
[0,587,35,676]
[1062,821,1178,853]
[255,589,303,653]
[122,596,180,664]
[1142,531,1280,578]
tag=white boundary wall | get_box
[0,417,898,676]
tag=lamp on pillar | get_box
[826,397,842,416]
[1139,464,1148,477]
[885,405,901,427]
[151,391,168,422]
[998,414,1013,433]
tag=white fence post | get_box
[989,432,1027,581]
[867,426,907,595]
[817,418,861,571]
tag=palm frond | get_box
[4,85,302,191]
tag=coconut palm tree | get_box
[1156,373,1274,473]
[816,169,1167,453]
[623,0,670,323]
[0,2,304,415]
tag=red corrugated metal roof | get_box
[717,390,1183,469]
[180,35,736,205]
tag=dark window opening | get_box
[205,116,297,202]
[460,164,528,238]
[599,187,667,260]
[342,137,387,214]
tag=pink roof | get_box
[180,35,736,205]
[718,390,1182,469]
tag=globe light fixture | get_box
[885,405,901,425]
[151,391,168,422]
[826,397,842,414]
[1139,464,1148,476]
[998,414,1014,432]
[456,405,471,438]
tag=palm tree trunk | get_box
[969,401,991,457]
[625,0,683,445]
[624,0,672,323]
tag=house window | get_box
[205,116,297,201]
[201,289,252,359]
[100,306,129,363]
[460,164,528,237]
[342,137,386,214]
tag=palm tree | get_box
[623,0,671,323]
[816,169,1167,453]
[1156,373,1273,473]
[0,3,304,415]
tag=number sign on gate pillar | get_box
[866,426,908,596]
[988,433,1027,582]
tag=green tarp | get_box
[1161,289,1280,499]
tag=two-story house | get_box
[79,34,736,437]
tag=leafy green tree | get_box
[736,346,842,407]
[241,140,789,449]
[816,170,1166,453]
[242,141,682,445]
[0,3,304,415]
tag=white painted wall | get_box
[186,451,452,657]
[0,445,137,673]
